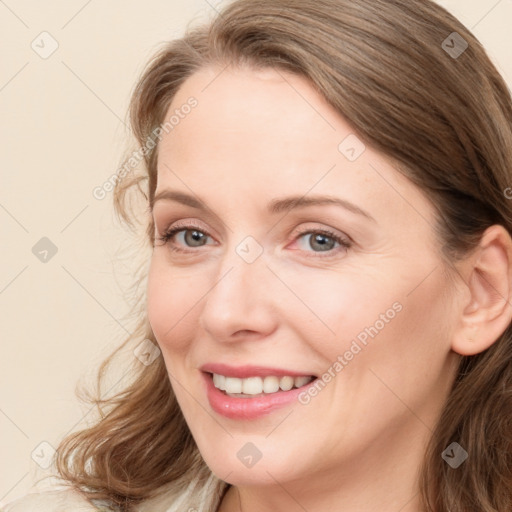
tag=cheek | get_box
[146,256,204,353]
[341,267,456,414]
[286,261,451,377]
[276,265,400,356]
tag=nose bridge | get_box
[199,235,277,340]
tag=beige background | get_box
[1,0,511,505]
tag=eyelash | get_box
[156,222,352,258]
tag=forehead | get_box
[155,65,434,228]
[161,66,348,160]
[158,65,359,186]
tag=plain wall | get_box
[1,0,511,504]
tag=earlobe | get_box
[451,225,512,356]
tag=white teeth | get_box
[279,376,294,391]
[212,373,314,396]
[225,377,242,394]
[212,373,226,391]
[262,376,280,393]
[242,377,263,395]
[294,376,312,388]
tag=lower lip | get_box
[202,372,317,420]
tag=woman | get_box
[3,0,511,510]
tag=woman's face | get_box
[147,65,461,489]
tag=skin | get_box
[146,65,512,512]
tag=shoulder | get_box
[1,488,110,512]
[1,473,229,512]
[136,471,229,512]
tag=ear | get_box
[451,225,512,356]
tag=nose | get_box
[199,246,278,343]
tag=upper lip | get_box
[200,363,317,379]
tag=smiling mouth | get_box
[208,372,317,398]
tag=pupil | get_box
[187,230,205,246]
[312,234,333,251]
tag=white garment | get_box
[1,472,229,512]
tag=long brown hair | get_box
[56,0,512,510]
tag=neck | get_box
[217,420,430,512]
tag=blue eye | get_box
[295,229,351,254]
[157,225,212,250]
[171,228,207,247]
[156,225,351,257]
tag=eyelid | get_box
[166,219,210,233]
[288,227,352,258]
[289,222,352,243]
[157,218,214,240]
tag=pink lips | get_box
[200,366,318,420]
[200,363,316,378]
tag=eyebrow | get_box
[151,190,375,222]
